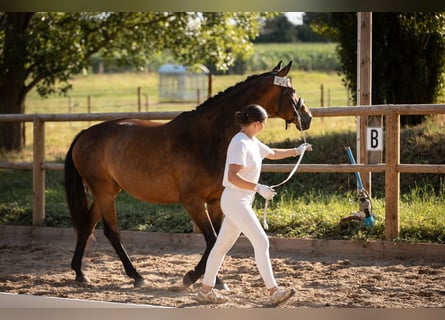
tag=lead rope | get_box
[262,119,308,230]
[262,148,306,230]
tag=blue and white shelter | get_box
[157,64,210,102]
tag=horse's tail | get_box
[64,131,89,233]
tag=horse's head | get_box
[261,61,312,131]
[195,60,312,134]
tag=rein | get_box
[262,147,306,230]
[262,89,308,229]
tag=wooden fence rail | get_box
[1,103,445,240]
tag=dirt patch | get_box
[0,233,444,308]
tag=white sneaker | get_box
[270,286,295,306]
[194,287,227,304]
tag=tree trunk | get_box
[0,92,26,151]
[0,13,34,151]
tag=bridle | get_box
[271,75,305,130]
[284,87,305,130]
[261,76,309,229]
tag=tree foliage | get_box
[254,14,298,43]
[308,12,445,125]
[254,13,330,44]
[0,12,272,150]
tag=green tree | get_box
[254,14,298,43]
[309,12,445,126]
[0,12,271,150]
[295,13,330,42]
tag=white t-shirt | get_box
[222,132,272,190]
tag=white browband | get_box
[273,76,290,87]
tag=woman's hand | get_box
[255,184,276,200]
[295,143,313,156]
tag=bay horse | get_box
[64,61,312,289]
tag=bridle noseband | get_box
[283,87,304,130]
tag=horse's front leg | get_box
[205,198,228,290]
[180,195,228,290]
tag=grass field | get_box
[1,69,444,243]
[248,42,341,73]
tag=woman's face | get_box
[241,117,267,138]
[253,118,267,135]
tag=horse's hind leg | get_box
[71,201,101,284]
[96,194,145,288]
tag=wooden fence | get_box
[1,104,445,240]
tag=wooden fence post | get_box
[68,96,72,113]
[145,94,149,112]
[87,95,91,113]
[385,107,400,239]
[137,86,142,112]
[207,74,213,99]
[357,12,373,194]
[327,88,331,107]
[32,118,45,226]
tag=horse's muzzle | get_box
[300,113,312,131]
[297,106,312,131]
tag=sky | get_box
[285,12,304,25]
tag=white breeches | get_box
[202,187,278,289]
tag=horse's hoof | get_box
[75,274,91,285]
[182,271,194,288]
[215,281,230,291]
[134,278,147,288]
[168,280,187,292]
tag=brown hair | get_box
[235,104,268,127]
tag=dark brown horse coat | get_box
[64,61,312,289]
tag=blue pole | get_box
[345,147,363,190]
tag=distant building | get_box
[157,64,210,102]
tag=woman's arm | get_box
[265,148,298,160]
[265,143,312,160]
[227,164,257,191]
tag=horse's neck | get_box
[190,101,240,144]
[196,95,253,139]
[182,73,270,149]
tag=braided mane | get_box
[194,71,274,112]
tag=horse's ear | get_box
[272,61,282,72]
[278,61,292,77]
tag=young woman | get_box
[195,104,312,306]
